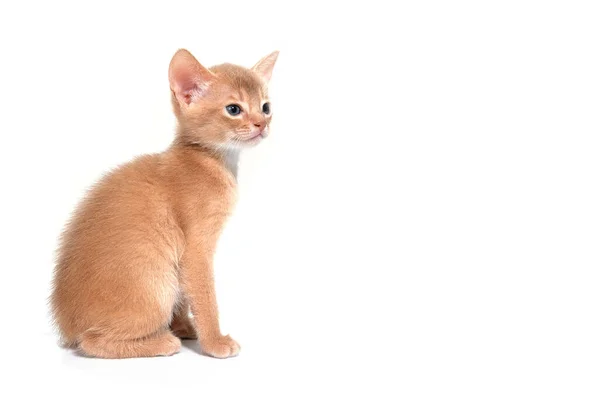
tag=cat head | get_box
[168,49,278,150]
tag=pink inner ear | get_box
[173,70,202,105]
[179,79,199,104]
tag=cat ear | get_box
[169,49,215,106]
[252,51,279,83]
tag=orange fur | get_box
[50,49,278,359]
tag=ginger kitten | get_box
[50,49,278,359]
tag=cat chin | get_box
[228,132,266,148]
[241,134,264,147]
[229,138,261,150]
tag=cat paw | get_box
[160,334,182,356]
[201,335,240,358]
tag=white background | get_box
[1,0,599,398]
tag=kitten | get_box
[50,49,278,359]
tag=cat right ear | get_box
[168,49,215,106]
[252,51,279,83]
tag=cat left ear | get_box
[169,49,215,106]
[252,51,279,83]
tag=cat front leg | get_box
[179,218,240,358]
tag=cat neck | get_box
[170,140,241,179]
[220,146,240,178]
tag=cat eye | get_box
[225,104,242,116]
[262,102,271,115]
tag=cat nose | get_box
[253,122,264,128]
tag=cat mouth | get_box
[237,130,266,143]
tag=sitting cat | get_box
[50,49,278,359]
